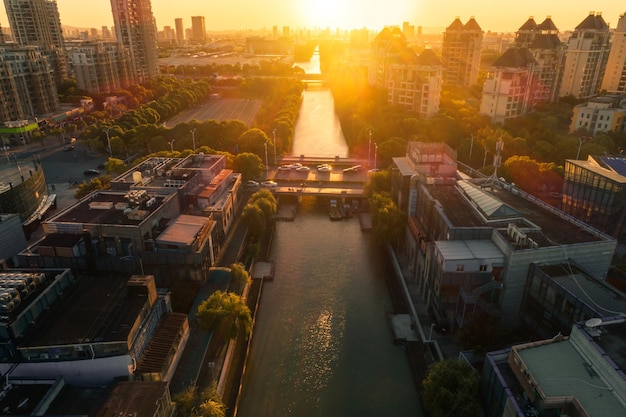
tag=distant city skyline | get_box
[0,1,623,33]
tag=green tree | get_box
[104,157,127,176]
[422,359,481,417]
[242,203,266,239]
[232,152,263,180]
[196,290,252,340]
[229,263,251,294]
[74,176,112,199]
[237,128,271,157]
[173,384,226,417]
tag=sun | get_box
[298,0,418,30]
[299,0,351,28]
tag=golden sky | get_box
[0,1,624,33]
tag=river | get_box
[234,55,423,417]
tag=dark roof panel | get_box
[464,18,482,31]
[530,34,561,49]
[416,49,442,66]
[446,18,465,31]
[537,17,558,31]
[519,17,537,31]
[492,48,537,67]
[576,13,609,30]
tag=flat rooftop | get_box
[49,191,166,226]
[536,263,626,318]
[425,179,608,246]
[94,381,169,417]
[518,339,625,416]
[19,273,146,347]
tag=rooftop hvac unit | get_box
[145,197,156,208]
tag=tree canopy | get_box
[196,290,252,340]
[422,359,481,417]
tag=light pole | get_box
[190,128,196,151]
[576,137,584,160]
[169,139,175,153]
[264,141,269,178]
[374,143,378,170]
[469,134,474,163]
[104,127,112,157]
[428,323,435,341]
[272,129,277,165]
[483,146,488,168]
[368,130,372,167]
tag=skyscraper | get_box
[441,17,483,87]
[174,18,184,46]
[559,12,610,99]
[110,0,159,84]
[190,16,206,44]
[3,0,67,85]
[601,13,626,94]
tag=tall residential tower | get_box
[601,13,626,94]
[441,17,483,87]
[110,0,159,84]
[559,12,610,99]
[3,0,68,85]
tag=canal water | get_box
[235,57,423,417]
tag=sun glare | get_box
[299,0,417,30]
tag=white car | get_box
[295,166,310,172]
[278,165,292,171]
[261,180,278,188]
[317,166,331,173]
[289,163,302,169]
[246,180,260,187]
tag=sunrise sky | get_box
[0,1,623,34]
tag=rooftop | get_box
[156,214,211,247]
[517,338,625,416]
[48,190,168,226]
[536,263,626,318]
[435,240,505,262]
[19,273,147,347]
[424,179,608,246]
[94,381,169,417]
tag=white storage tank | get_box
[132,171,143,184]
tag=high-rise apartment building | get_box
[190,16,206,44]
[441,17,483,87]
[514,16,564,103]
[3,0,68,86]
[480,48,539,123]
[0,45,59,120]
[174,18,184,45]
[69,41,133,94]
[601,13,626,94]
[559,12,610,99]
[110,0,159,84]
[369,27,442,118]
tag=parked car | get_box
[64,145,74,152]
[289,163,302,169]
[83,169,101,176]
[278,165,292,171]
[295,166,310,172]
[317,165,331,173]
[261,180,278,188]
[343,167,356,173]
[246,180,260,188]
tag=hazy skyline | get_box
[0,1,623,33]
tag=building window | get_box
[479,265,488,272]
[456,264,464,272]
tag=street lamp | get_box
[483,146,488,168]
[169,139,175,153]
[190,128,196,151]
[264,141,269,178]
[576,137,584,160]
[469,134,474,163]
[374,143,378,170]
[368,130,372,167]
[428,323,436,341]
[104,127,112,157]
[272,129,277,165]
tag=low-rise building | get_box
[482,317,626,417]
[0,271,188,386]
[569,95,626,135]
[392,142,616,330]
